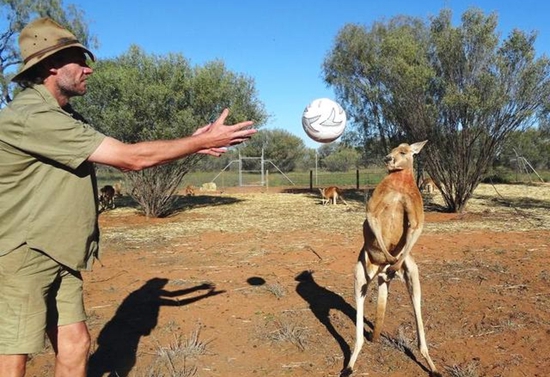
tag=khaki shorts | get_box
[0,244,86,354]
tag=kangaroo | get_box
[113,181,124,197]
[99,185,116,210]
[420,177,436,194]
[185,185,196,196]
[319,186,348,205]
[342,140,439,377]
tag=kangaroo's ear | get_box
[411,140,428,155]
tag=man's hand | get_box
[193,109,256,156]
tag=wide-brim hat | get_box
[11,17,95,83]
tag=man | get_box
[0,18,256,377]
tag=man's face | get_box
[53,48,93,98]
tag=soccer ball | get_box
[302,98,347,143]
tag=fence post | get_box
[310,170,313,191]
[356,169,360,190]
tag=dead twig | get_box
[306,245,323,260]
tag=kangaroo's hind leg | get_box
[343,250,379,375]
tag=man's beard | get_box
[58,79,86,98]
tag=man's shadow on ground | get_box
[87,277,224,377]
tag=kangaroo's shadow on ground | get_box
[295,270,430,375]
[87,277,225,377]
[294,270,374,369]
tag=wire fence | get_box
[185,168,388,190]
[96,165,550,193]
[95,166,388,192]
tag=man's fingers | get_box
[228,136,254,145]
[213,108,230,125]
[210,147,228,153]
[234,120,255,130]
[232,127,257,138]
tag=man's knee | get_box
[0,354,28,377]
[71,330,91,357]
[56,322,91,358]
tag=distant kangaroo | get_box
[185,185,196,196]
[420,177,436,194]
[342,140,439,377]
[113,181,124,197]
[319,186,348,205]
[99,185,116,211]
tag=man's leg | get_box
[0,245,54,377]
[0,354,27,377]
[47,322,90,377]
[46,265,90,377]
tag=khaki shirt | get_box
[0,84,106,270]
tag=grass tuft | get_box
[445,361,480,377]
[138,325,210,377]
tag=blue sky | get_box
[71,0,550,148]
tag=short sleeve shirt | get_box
[0,84,106,270]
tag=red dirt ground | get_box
[26,186,550,377]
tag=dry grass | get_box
[102,184,550,245]
[445,361,481,377]
[263,282,287,298]
[381,326,415,354]
[265,318,310,351]
[140,325,210,377]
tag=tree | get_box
[324,8,550,212]
[74,46,268,217]
[316,142,339,161]
[238,128,306,172]
[0,0,96,105]
[323,146,361,172]
[497,129,550,170]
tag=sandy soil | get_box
[26,184,550,377]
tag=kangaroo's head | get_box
[384,140,427,172]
